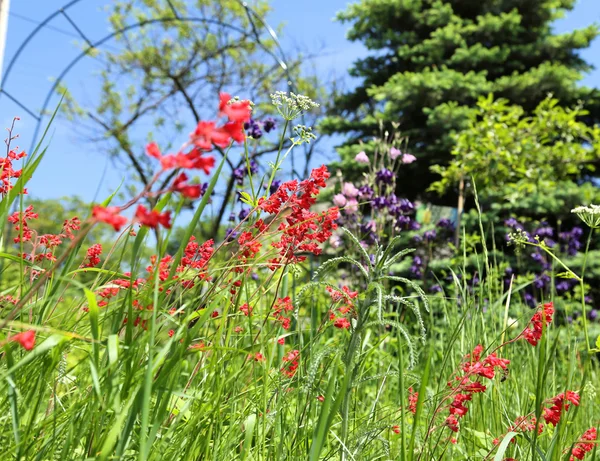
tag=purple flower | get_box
[399,198,414,213]
[423,230,437,242]
[523,292,537,308]
[437,218,453,229]
[413,234,423,243]
[531,251,544,263]
[430,284,442,293]
[390,147,402,160]
[358,185,374,200]
[396,215,412,229]
[238,207,250,221]
[589,309,598,322]
[269,180,281,195]
[249,160,259,175]
[534,224,553,239]
[375,168,395,185]
[410,221,421,231]
[225,228,239,242]
[251,272,260,281]
[556,280,572,293]
[372,196,388,210]
[228,212,236,222]
[504,218,521,229]
[263,117,277,133]
[233,167,245,185]
[533,273,550,289]
[244,119,263,139]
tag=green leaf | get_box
[493,432,518,461]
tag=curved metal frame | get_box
[0,0,296,151]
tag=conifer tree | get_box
[322,0,600,202]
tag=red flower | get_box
[135,205,171,229]
[445,415,459,432]
[543,391,580,426]
[146,142,161,159]
[171,173,202,199]
[281,349,300,377]
[81,243,102,268]
[570,427,597,461]
[10,330,36,350]
[333,317,351,329]
[392,425,401,434]
[240,303,253,317]
[219,93,252,123]
[92,206,128,231]
[408,387,418,413]
[521,302,554,346]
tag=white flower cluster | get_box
[571,204,600,229]
[292,124,317,144]
[270,91,320,121]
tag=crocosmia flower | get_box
[10,330,36,350]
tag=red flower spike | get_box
[10,330,36,350]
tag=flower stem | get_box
[580,228,593,352]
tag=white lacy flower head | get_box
[270,91,320,121]
[571,204,600,229]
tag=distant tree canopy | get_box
[322,0,600,204]
[59,0,325,238]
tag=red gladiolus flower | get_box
[92,206,128,231]
[135,205,171,229]
[10,330,36,350]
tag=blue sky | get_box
[0,0,599,203]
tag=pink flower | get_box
[329,234,342,248]
[333,194,347,207]
[345,199,359,214]
[354,151,369,164]
[342,182,359,198]
[401,153,416,164]
[390,147,402,160]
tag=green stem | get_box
[265,119,290,193]
[580,228,593,352]
[340,327,361,461]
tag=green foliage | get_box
[323,0,600,200]
[430,95,600,198]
